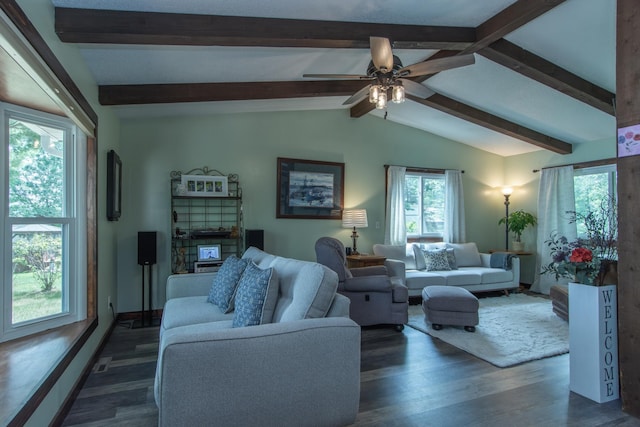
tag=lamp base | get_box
[351,228,359,255]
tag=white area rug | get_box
[407,293,569,368]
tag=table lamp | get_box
[342,209,368,255]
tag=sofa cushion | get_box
[232,262,279,327]
[439,270,482,286]
[478,267,514,284]
[271,257,338,322]
[447,242,481,267]
[445,248,458,269]
[242,247,339,322]
[424,249,452,271]
[206,255,249,313]
[405,271,446,289]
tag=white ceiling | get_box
[52,0,617,157]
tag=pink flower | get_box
[570,247,593,263]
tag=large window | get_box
[405,172,445,238]
[1,103,86,342]
[573,164,617,238]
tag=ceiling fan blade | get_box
[370,36,394,71]
[399,54,475,77]
[303,73,371,79]
[399,79,435,99]
[342,85,372,105]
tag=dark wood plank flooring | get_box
[62,321,640,426]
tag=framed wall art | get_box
[277,157,344,219]
[181,174,228,197]
[106,149,122,221]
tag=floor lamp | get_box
[502,187,513,250]
[342,209,368,255]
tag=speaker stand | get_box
[133,263,159,328]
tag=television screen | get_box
[197,244,221,262]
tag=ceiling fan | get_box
[303,36,475,109]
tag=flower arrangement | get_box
[542,233,602,285]
[541,196,617,286]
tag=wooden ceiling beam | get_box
[55,7,475,50]
[467,0,567,52]
[58,2,582,153]
[98,80,370,105]
[479,39,615,115]
[408,93,573,154]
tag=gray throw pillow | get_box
[424,249,451,271]
[447,242,482,267]
[446,248,458,270]
[412,244,427,270]
[232,261,279,327]
[206,255,249,313]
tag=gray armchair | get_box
[315,237,408,331]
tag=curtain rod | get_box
[384,164,464,173]
[532,158,616,173]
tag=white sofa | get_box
[155,247,361,427]
[373,242,520,297]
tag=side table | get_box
[346,255,386,269]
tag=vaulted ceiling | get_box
[51,0,616,157]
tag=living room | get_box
[2,0,639,426]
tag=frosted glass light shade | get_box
[375,91,387,109]
[392,85,405,103]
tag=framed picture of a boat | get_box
[277,157,344,219]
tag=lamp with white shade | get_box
[342,209,368,255]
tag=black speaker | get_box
[138,231,157,265]
[245,229,264,250]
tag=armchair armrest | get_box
[383,259,406,282]
[155,317,360,427]
[343,275,392,292]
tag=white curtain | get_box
[531,166,577,295]
[444,170,465,243]
[384,166,406,245]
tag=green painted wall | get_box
[118,109,508,311]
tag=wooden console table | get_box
[346,255,386,269]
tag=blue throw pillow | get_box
[207,255,249,313]
[232,261,279,327]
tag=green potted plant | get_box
[498,210,537,251]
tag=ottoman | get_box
[422,286,479,332]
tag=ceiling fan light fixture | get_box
[375,90,387,109]
[369,85,380,103]
[392,84,405,103]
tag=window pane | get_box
[404,173,445,237]
[574,172,614,237]
[11,225,65,324]
[8,118,65,218]
[405,175,421,234]
[422,178,445,234]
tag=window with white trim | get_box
[405,172,445,238]
[1,103,86,342]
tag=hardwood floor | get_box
[62,321,640,426]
